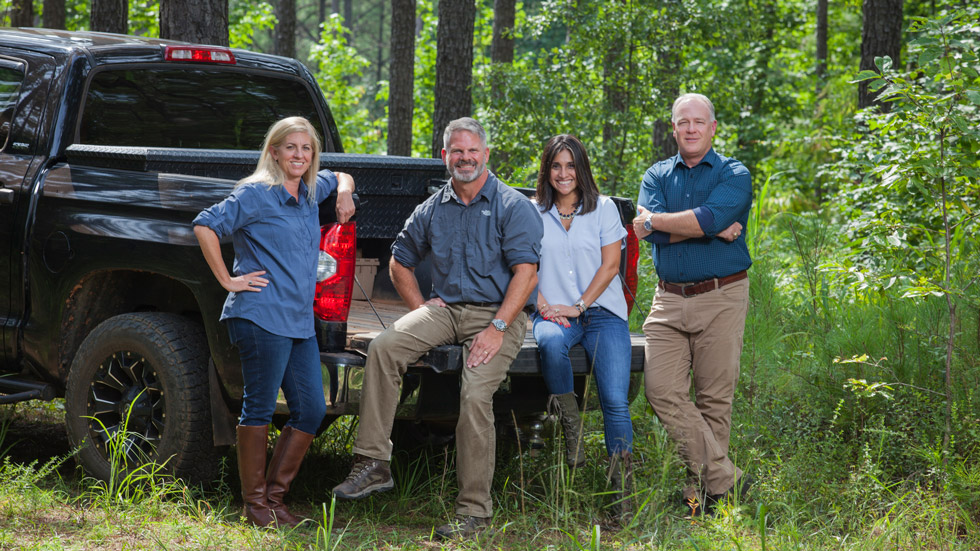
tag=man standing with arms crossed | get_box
[332,117,543,539]
[633,93,752,517]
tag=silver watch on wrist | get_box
[491,318,507,332]
[643,213,654,232]
[574,299,587,314]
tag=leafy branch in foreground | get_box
[835,7,980,457]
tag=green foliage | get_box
[129,0,159,36]
[308,15,386,154]
[829,9,980,293]
[410,0,438,158]
[228,0,276,50]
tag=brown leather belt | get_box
[658,270,747,298]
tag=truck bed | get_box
[345,299,646,375]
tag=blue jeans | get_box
[532,307,633,455]
[226,318,326,434]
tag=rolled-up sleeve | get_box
[315,169,339,203]
[192,185,261,239]
[701,161,752,235]
[501,197,542,267]
[391,201,431,268]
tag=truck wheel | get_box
[65,312,218,485]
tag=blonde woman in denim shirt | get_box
[194,116,354,527]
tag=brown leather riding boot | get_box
[265,425,315,527]
[236,424,275,527]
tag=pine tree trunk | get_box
[387,0,415,156]
[489,0,515,173]
[816,0,828,84]
[43,0,66,29]
[491,0,515,65]
[11,0,34,27]
[376,1,386,85]
[431,0,475,158]
[858,0,903,109]
[160,0,229,46]
[91,0,127,33]
[275,0,296,58]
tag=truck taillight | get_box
[314,222,356,322]
[164,45,236,64]
[624,226,639,313]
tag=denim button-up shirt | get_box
[193,170,339,338]
[392,172,543,305]
[638,148,752,283]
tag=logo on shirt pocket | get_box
[482,209,491,216]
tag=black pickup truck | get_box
[0,28,643,484]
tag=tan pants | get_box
[642,277,749,497]
[353,303,527,518]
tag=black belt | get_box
[659,270,748,298]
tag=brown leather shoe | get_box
[236,424,275,527]
[265,425,315,527]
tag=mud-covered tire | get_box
[65,312,218,485]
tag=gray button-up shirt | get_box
[392,172,543,305]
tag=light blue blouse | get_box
[193,170,338,338]
[534,195,629,321]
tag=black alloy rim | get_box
[86,351,164,466]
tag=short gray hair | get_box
[671,93,715,123]
[442,117,488,150]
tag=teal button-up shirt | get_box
[638,148,752,283]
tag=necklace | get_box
[557,204,578,221]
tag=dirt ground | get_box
[1,400,75,475]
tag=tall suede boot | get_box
[265,426,315,527]
[236,424,275,527]
[607,450,634,524]
[548,393,586,468]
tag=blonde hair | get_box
[238,116,322,202]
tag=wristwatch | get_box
[643,213,654,232]
[491,318,507,332]
[574,299,587,314]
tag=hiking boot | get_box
[711,473,754,503]
[434,515,491,540]
[332,454,394,500]
[683,494,716,519]
[547,393,586,468]
[607,451,634,524]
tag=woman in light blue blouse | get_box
[193,116,355,528]
[532,134,634,521]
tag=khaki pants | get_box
[642,277,749,497]
[353,303,527,518]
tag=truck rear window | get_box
[79,68,327,150]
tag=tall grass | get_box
[2,212,980,549]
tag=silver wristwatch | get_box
[574,299,587,314]
[491,318,507,332]
[643,213,654,232]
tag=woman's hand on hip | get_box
[226,270,268,293]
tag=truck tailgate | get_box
[345,300,646,374]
